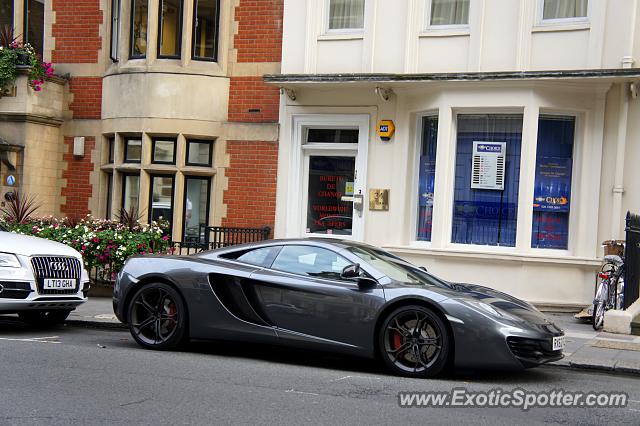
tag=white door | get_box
[292,117,369,241]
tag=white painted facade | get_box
[270,0,640,307]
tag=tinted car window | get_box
[271,245,351,280]
[228,247,280,267]
[348,246,451,289]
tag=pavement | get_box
[68,296,640,376]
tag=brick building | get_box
[0,0,282,241]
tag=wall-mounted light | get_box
[375,87,394,102]
[73,137,85,158]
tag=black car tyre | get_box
[128,283,187,350]
[18,309,71,326]
[378,305,450,378]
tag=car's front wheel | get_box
[378,305,451,378]
[127,283,187,350]
[18,309,71,326]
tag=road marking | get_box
[0,336,60,344]
[330,375,352,382]
[285,389,319,396]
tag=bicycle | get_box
[592,255,625,330]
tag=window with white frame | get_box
[541,0,588,22]
[451,114,523,247]
[428,0,469,27]
[328,0,364,31]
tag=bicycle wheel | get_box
[592,281,608,330]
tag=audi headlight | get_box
[0,252,21,268]
[462,299,523,322]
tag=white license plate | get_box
[552,335,566,351]
[43,278,76,290]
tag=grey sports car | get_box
[113,239,565,378]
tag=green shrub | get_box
[1,215,172,281]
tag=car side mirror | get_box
[341,263,361,279]
[341,264,377,289]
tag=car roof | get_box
[196,237,376,257]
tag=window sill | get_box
[383,244,601,267]
[532,22,590,33]
[419,27,470,38]
[318,32,364,41]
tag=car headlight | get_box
[0,252,21,268]
[462,299,523,322]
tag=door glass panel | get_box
[306,156,355,236]
[271,245,351,279]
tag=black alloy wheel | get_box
[128,283,187,350]
[378,305,450,378]
[18,309,71,326]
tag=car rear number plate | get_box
[552,335,566,351]
[44,278,76,290]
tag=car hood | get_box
[447,282,557,326]
[0,231,82,258]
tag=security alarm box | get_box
[471,141,506,190]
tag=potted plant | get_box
[0,25,54,95]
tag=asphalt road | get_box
[0,316,639,426]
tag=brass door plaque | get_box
[369,189,389,211]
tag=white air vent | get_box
[471,141,506,191]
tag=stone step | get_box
[632,314,640,336]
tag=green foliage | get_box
[1,215,173,281]
[0,190,41,224]
[0,26,54,94]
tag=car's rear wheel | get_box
[128,283,187,350]
[18,309,71,326]
[378,305,450,378]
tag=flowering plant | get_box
[1,215,172,282]
[0,26,54,94]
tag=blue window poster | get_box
[531,116,575,250]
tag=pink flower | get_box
[162,235,169,241]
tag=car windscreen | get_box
[347,246,452,289]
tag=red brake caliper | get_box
[168,303,177,324]
[393,331,403,350]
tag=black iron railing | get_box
[172,226,272,255]
[624,211,640,309]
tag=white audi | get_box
[0,229,89,325]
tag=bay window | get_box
[451,114,523,247]
[158,0,182,58]
[531,115,575,250]
[328,0,364,31]
[428,0,469,27]
[192,0,220,61]
[416,115,438,241]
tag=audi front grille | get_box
[30,256,82,295]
